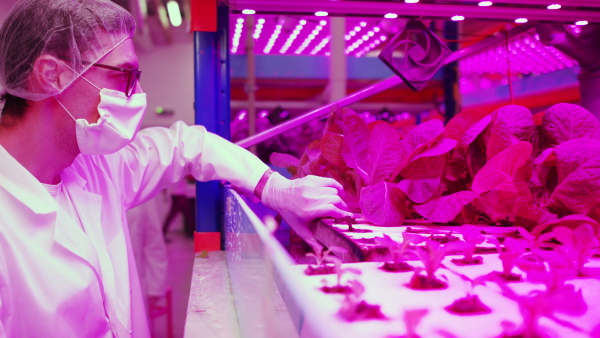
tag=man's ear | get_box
[31,55,74,94]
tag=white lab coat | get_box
[127,189,170,305]
[0,121,268,337]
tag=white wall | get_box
[135,38,196,129]
[0,0,19,24]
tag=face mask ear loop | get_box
[79,74,101,91]
[54,97,77,122]
[57,60,101,92]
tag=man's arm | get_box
[99,121,269,209]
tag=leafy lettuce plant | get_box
[551,224,599,276]
[515,225,554,250]
[489,237,527,281]
[375,233,424,272]
[407,239,449,290]
[492,271,587,338]
[399,309,429,338]
[270,103,600,231]
[305,246,347,275]
[448,224,485,265]
[338,280,386,321]
[443,267,491,315]
[320,256,362,294]
[516,249,578,292]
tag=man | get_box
[0,0,350,336]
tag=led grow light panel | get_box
[458,29,578,94]
[230,15,389,56]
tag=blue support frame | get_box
[193,5,230,249]
[443,21,459,123]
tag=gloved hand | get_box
[260,171,353,251]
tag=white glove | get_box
[260,172,353,250]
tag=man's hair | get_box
[0,0,136,118]
[0,94,28,125]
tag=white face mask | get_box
[55,77,147,155]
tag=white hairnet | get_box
[0,0,136,101]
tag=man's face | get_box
[58,37,142,125]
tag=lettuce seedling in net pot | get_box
[375,233,424,272]
[489,237,527,282]
[444,268,491,315]
[407,239,449,290]
[305,246,347,275]
[321,255,362,294]
[338,280,386,321]
[492,260,587,338]
[449,224,485,265]
[551,224,599,276]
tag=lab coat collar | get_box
[0,144,58,214]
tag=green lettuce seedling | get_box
[305,245,347,275]
[407,239,449,289]
[375,233,424,272]
[489,237,527,281]
[551,224,599,276]
[338,280,386,321]
[491,268,586,338]
[449,224,485,265]
[320,256,362,294]
[444,267,491,315]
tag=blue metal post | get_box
[443,21,459,123]
[193,5,230,249]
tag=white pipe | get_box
[329,17,347,103]
[230,100,435,111]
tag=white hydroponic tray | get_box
[294,255,600,338]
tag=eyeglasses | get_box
[90,63,142,97]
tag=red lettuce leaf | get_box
[367,123,402,185]
[550,156,600,214]
[400,138,456,180]
[541,103,600,146]
[472,141,532,195]
[444,109,490,141]
[397,177,441,204]
[341,115,370,182]
[392,120,445,178]
[553,138,600,184]
[359,181,406,226]
[485,105,535,160]
[413,191,478,223]
[324,107,354,135]
[401,155,447,180]
[472,189,517,223]
[531,214,599,237]
[320,132,346,168]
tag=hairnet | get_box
[0,0,136,101]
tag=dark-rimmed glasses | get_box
[91,63,142,97]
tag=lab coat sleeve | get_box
[101,121,269,210]
[0,249,8,338]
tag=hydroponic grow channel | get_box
[186,1,600,337]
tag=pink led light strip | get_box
[295,20,328,54]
